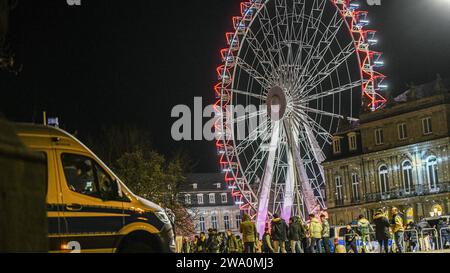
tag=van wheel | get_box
[120,241,155,253]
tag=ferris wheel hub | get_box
[266,86,287,121]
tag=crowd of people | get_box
[180,207,450,254]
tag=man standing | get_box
[391,207,405,253]
[196,232,207,253]
[344,225,358,253]
[206,228,220,253]
[309,214,323,253]
[373,209,391,253]
[226,230,238,253]
[262,227,274,253]
[320,214,331,253]
[288,216,304,253]
[239,214,257,253]
[271,214,289,253]
[357,214,373,253]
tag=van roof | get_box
[15,123,70,138]
[14,123,86,152]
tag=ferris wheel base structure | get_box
[214,0,387,235]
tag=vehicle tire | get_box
[120,241,156,253]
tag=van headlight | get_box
[155,211,170,224]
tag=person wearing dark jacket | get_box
[321,214,332,253]
[373,209,391,253]
[196,232,207,253]
[206,229,220,253]
[344,225,358,253]
[271,214,289,253]
[181,237,191,253]
[437,220,450,249]
[405,222,419,252]
[226,230,239,253]
[288,216,304,253]
[262,228,274,253]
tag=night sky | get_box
[1,0,450,172]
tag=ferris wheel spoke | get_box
[230,89,267,100]
[274,0,289,43]
[293,13,345,91]
[243,142,269,185]
[229,108,267,124]
[291,111,332,143]
[235,119,269,154]
[302,123,326,165]
[258,5,290,70]
[293,0,326,66]
[300,80,362,102]
[246,29,280,82]
[257,6,279,56]
[302,0,327,49]
[299,42,356,95]
[236,57,273,90]
[298,105,359,122]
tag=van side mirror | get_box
[100,180,120,202]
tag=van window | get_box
[35,151,48,195]
[94,163,121,201]
[61,153,99,198]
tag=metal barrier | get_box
[344,234,362,253]
[420,228,439,251]
[440,227,450,250]
[403,229,420,252]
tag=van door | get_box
[56,151,125,253]
[42,149,67,252]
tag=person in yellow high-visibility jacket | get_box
[390,207,405,253]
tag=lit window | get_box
[402,161,414,193]
[351,173,360,202]
[199,216,206,232]
[221,193,228,203]
[216,183,221,189]
[224,215,231,230]
[398,123,408,140]
[426,156,439,191]
[185,194,191,205]
[235,214,242,228]
[333,138,341,154]
[209,193,216,204]
[193,183,198,190]
[211,215,218,230]
[379,165,390,195]
[349,134,357,151]
[197,194,204,205]
[335,176,344,203]
[375,129,384,145]
[422,118,432,135]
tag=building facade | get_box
[323,78,450,225]
[179,173,242,234]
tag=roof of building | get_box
[179,173,226,192]
[393,76,450,104]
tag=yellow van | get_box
[15,123,176,253]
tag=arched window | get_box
[199,216,206,232]
[379,165,390,195]
[211,214,218,230]
[335,176,344,204]
[402,161,414,193]
[426,156,439,191]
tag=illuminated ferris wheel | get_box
[214,0,387,234]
